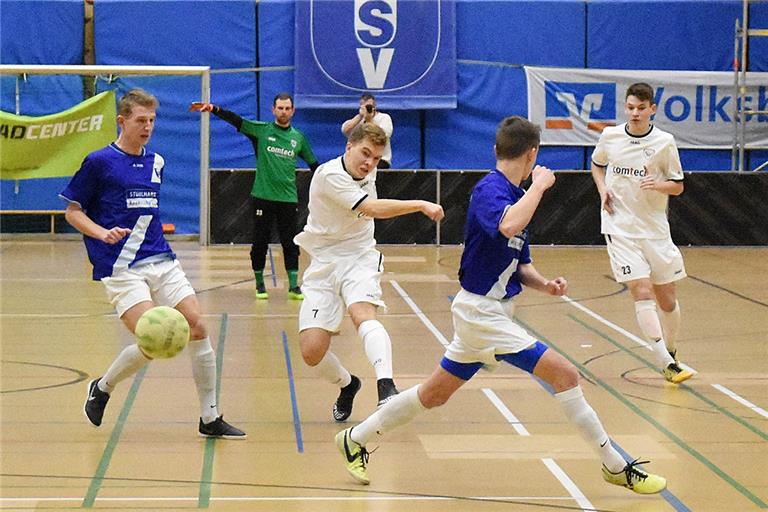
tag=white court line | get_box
[481,388,531,436]
[0,495,574,503]
[541,459,596,512]
[560,295,699,373]
[389,280,449,347]
[712,384,768,419]
[391,281,595,512]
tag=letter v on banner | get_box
[356,48,395,89]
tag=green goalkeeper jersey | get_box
[240,120,318,203]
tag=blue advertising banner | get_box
[295,0,457,109]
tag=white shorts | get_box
[444,288,538,371]
[605,234,686,284]
[101,258,196,317]
[298,248,385,333]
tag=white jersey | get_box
[294,155,377,258]
[592,123,683,239]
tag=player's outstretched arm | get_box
[357,198,444,221]
[190,102,243,130]
[64,203,131,244]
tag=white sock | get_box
[101,344,150,393]
[358,320,393,380]
[556,386,625,472]
[635,300,675,367]
[350,385,426,446]
[659,300,681,354]
[316,351,352,388]
[188,337,219,424]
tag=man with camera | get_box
[341,93,393,169]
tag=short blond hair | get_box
[117,88,159,117]
[348,122,387,147]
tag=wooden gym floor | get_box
[0,240,766,511]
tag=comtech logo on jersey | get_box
[544,81,616,132]
[310,0,441,91]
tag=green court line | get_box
[517,317,767,509]
[569,314,768,441]
[82,366,148,507]
[198,313,228,508]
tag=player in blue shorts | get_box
[61,89,245,439]
[335,116,667,494]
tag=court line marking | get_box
[712,384,768,419]
[527,316,767,509]
[481,388,530,436]
[569,314,768,441]
[560,295,698,373]
[391,281,596,511]
[389,280,449,347]
[281,330,305,453]
[0,495,577,502]
[199,313,230,507]
[82,367,147,508]
[542,459,595,512]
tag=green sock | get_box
[254,271,265,286]
[287,270,299,289]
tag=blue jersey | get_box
[458,170,532,299]
[60,143,175,280]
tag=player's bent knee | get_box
[551,364,579,392]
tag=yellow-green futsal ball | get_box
[135,306,190,359]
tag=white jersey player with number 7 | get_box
[591,82,692,384]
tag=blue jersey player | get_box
[334,116,667,494]
[61,89,245,439]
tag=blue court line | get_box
[281,330,304,453]
[268,247,278,286]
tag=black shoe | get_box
[198,416,247,439]
[84,378,110,427]
[287,286,304,300]
[333,375,361,422]
[376,378,399,407]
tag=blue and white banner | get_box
[525,66,768,149]
[295,0,457,109]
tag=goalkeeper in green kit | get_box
[192,93,319,300]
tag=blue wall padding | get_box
[1,178,72,210]
[425,65,526,170]
[208,73,259,170]
[0,0,82,65]
[587,1,742,71]
[749,4,768,71]
[94,1,256,67]
[3,0,766,232]
[679,149,733,171]
[259,0,295,67]
[0,75,83,116]
[457,0,586,66]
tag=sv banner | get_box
[0,90,117,180]
[525,66,768,149]
[294,0,457,109]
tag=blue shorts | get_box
[440,341,549,381]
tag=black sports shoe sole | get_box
[83,378,102,428]
[333,376,361,422]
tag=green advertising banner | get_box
[0,91,117,180]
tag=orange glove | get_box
[189,102,216,113]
